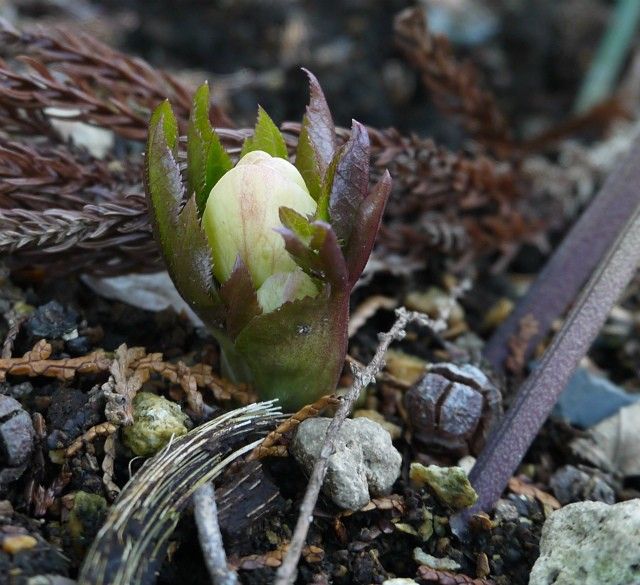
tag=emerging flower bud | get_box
[203,150,318,313]
[144,72,392,410]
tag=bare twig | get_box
[274,307,443,585]
[193,482,238,585]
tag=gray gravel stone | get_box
[291,417,402,510]
[0,395,35,467]
[529,499,640,585]
[0,394,35,492]
[494,498,519,523]
[550,464,615,505]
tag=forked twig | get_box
[274,307,444,585]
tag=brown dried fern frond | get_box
[0,19,544,273]
[0,127,537,272]
[0,18,231,140]
[394,7,513,157]
[0,136,140,209]
[367,127,541,260]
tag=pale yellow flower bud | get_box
[203,150,318,312]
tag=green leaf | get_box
[187,83,233,215]
[278,208,348,289]
[145,102,182,236]
[294,121,322,201]
[240,106,288,159]
[171,196,224,325]
[144,103,222,326]
[279,207,316,243]
[315,147,339,222]
[234,293,349,410]
[149,100,178,153]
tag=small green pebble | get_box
[122,392,189,456]
[410,462,478,510]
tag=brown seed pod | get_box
[404,363,502,457]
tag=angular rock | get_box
[0,395,34,467]
[291,417,401,510]
[46,387,104,450]
[0,395,35,492]
[529,500,640,585]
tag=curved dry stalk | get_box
[78,402,283,585]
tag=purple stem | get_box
[483,136,640,370]
[453,138,640,535]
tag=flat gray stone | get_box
[529,499,640,585]
[291,417,402,510]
